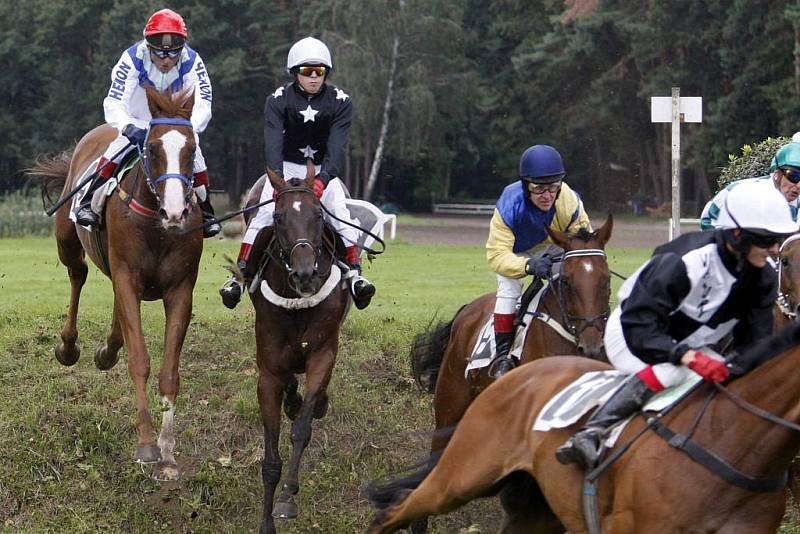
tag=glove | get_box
[525,256,552,278]
[122,124,147,147]
[313,178,325,199]
[687,352,729,383]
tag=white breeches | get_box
[493,245,561,315]
[604,307,723,388]
[243,162,359,246]
[101,130,207,173]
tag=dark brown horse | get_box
[775,234,800,330]
[241,165,350,534]
[28,87,202,481]
[368,322,800,533]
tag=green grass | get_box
[0,234,669,533]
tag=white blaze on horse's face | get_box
[158,130,190,225]
[292,200,302,212]
[581,261,594,274]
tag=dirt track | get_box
[397,214,683,248]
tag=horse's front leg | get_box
[114,274,160,464]
[152,282,194,481]
[273,345,335,520]
[257,365,287,534]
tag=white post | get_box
[671,87,681,240]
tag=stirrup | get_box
[219,278,243,309]
[488,356,515,379]
[202,213,221,238]
[75,203,100,227]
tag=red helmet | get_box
[143,9,188,38]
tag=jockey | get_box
[699,142,800,231]
[220,36,375,310]
[485,145,591,379]
[75,8,220,238]
[555,180,799,470]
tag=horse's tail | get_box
[364,446,447,510]
[410,305,467,394]
[25,149,74,207]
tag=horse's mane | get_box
[145,87,192,120]
[568,227,596,242]
[737,321,800,372]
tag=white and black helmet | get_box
[717,180,798,236]
[287,37,332,72]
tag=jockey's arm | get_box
[264,92,286,176]
[320,96,353,184]
[103,47,141,132]
[618,252,694,365]
[187,55,212,133]
[486,211,528,278]
[732,271,776,355]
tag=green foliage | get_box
[717,136,791,190]
[0,191,51,237]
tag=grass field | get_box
[7,228,772,533]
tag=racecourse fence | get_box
[432,203,495,216]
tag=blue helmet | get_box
[519,145,565,184]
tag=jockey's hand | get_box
[122,124,147,147]
[525,255,552,278]
[313,177,325,199]
[687,351,729,383]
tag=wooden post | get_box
[671,87,681,240]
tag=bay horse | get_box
[28,87,202,481]
[242,165,350,534]
[368,321,800,533]
[775,234,800,330]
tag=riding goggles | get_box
[780,167,800,184]
[149,47,183,59]
[527,181,562,195]
[744,231,784,248]
[295,65,328,77]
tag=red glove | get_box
[313,177,325,199]
[687,352,729,383]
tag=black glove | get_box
[525,256,552,278]
[122,124,147,147]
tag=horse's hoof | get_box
[94,346,120,371]
[272,498,298,519]
[152,460,180,482]
[313,395,329,419]
[54,343,80,366]
[133,444,162,464]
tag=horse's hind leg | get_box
[283,376,302,420]
[54,220,87,366]
[498,472,564,533]
[95,296,123,370]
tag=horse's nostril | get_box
[181,208,189,219]
[158,208,167,219]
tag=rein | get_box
[547,248,610,339]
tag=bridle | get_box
[139,117,195,206]
[548,248,610,339]
[777,234,800,320]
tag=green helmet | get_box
[770,142,800,172]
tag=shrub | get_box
[0,191,52,237]
[717,136,791,190]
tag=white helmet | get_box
[287,37,332,72]
[716,180,798,235]
[793,131,800,143]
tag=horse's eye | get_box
[782,257,790,267]
[148,144,158,156]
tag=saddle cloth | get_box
[464,281,551,376]
[343,198,389,252]
[532,370,702,446]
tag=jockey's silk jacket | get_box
[264,81,353,185]
[103,40,213,134]
[617,231,776,366]
[486,181,591,278]
[700,175,799,231]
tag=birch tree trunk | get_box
[363,35,399,201]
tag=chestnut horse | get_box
[368,322,800,533]
[775,234,800,330]
[28,88,202,481]
[242,165,350,534]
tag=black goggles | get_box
[780,167,800,184]
[149,47,183,59]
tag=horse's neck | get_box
[522,287,576,360]
[127,165,157,208]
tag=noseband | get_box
[777,234,800,320]
[552,248,610,338]
[139,117,195,204]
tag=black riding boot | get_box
[555,375,655,469]
[220,259,248,309]
[349,265,376,310]
[74,173,106,227]
[488,331,515,379]
[198,197,221,238]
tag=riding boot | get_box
[198,196,221,238]
[555,375,656,469]
[345,245,375,310]
[220,259,248,309]
[75,158,118,227]
[488,331,515,379]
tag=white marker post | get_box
[651,89,702,240]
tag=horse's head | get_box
[777,234,800,321]
[268,162,325,297]
[545,214,613,360]
[143,86,196,231]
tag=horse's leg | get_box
[114,275,160,464]
[54,223,88,366]
[257,367,286,534]
[273,346,335,519]
[498,473,564,534]
[283,375,302,420]
[94,296,124,370]
[152,282,193,481]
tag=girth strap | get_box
[650,418,787,493]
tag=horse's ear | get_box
[179,89,195,120]
[145,86,161,117]
[267,167,285,192]
[304,160,316,188]
[546,225,569,248]
[596,214,613,246]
